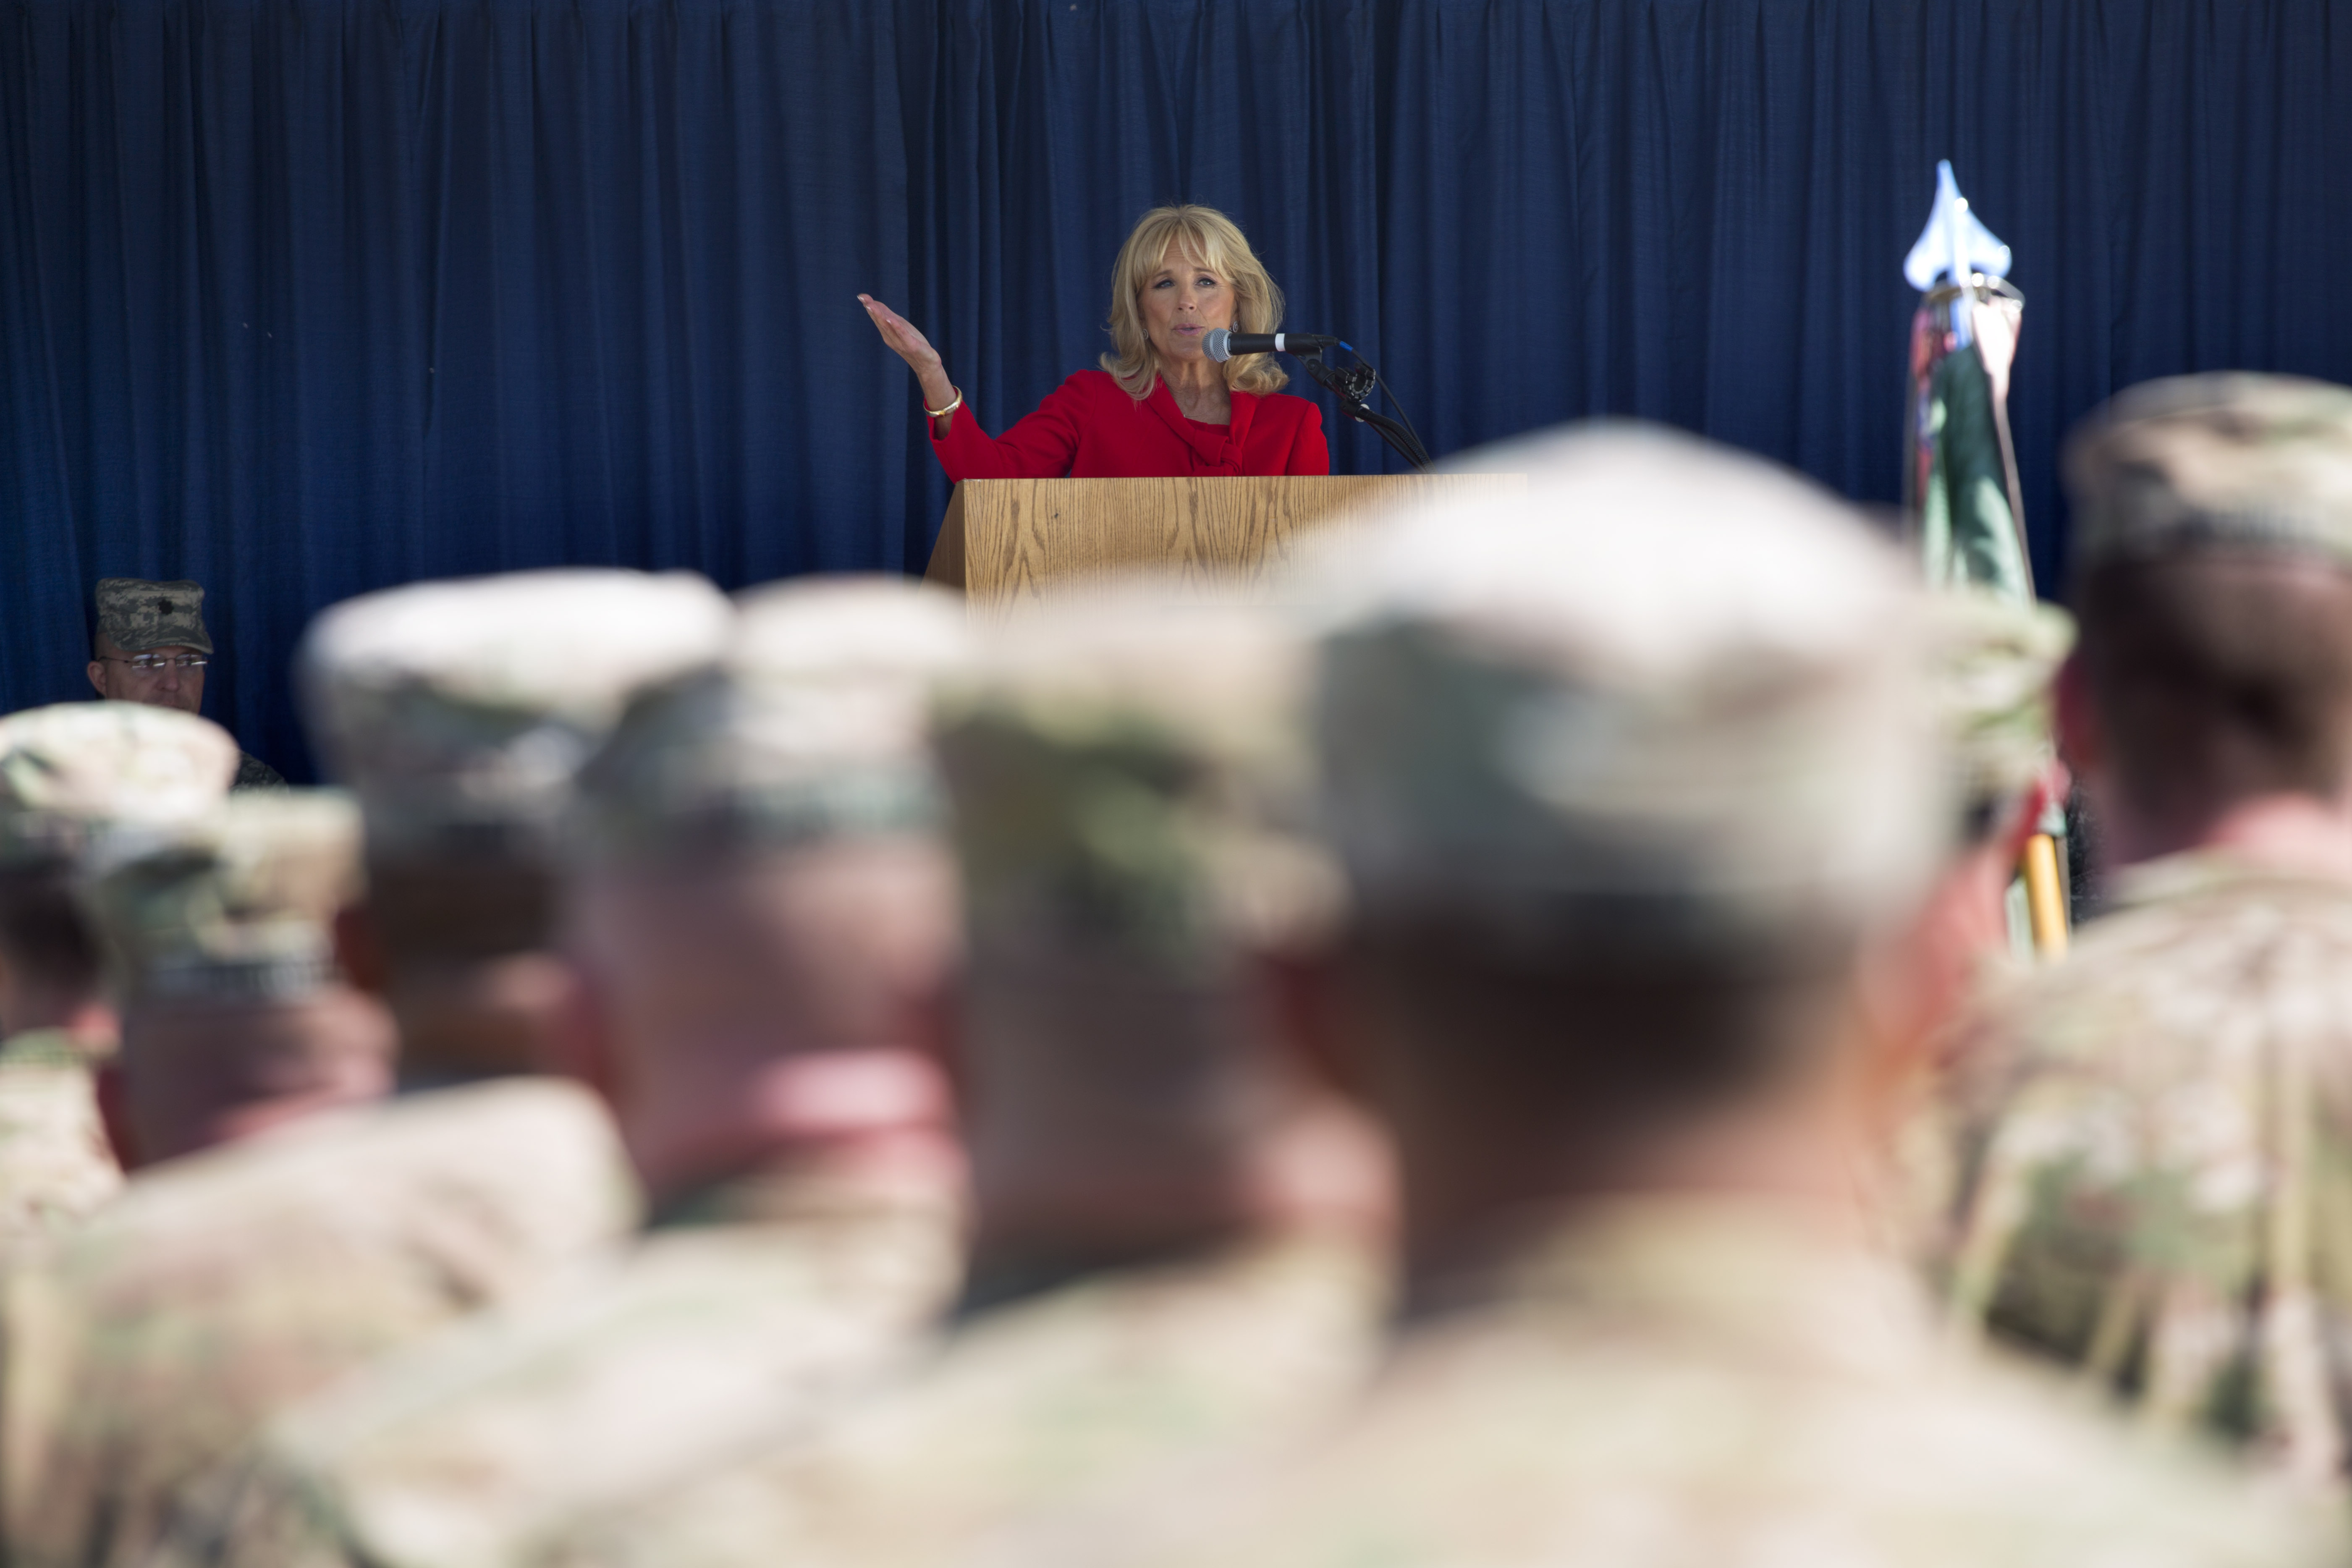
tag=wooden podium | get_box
[923,475,1524,620]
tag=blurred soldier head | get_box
[82,791,396,1169]
[1296,427,1943,1284]
[932,593,1385,1272]
[562,578,968,1207]
[86,578,215,715]
[298,570,731,1084]
[0,703,239,1044]
[1929,592,2074,849]
[2061,374,2352,872]
[1905,590,2075,1011]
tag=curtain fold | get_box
[4,0,2348,778]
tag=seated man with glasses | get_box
[84,578,285,791]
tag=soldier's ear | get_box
[911,974,965,1114]
[85,659,108,699]
[2053,652,2102,780]
[1993,765,2065,872]
[1257,946,1365,1105]
[333,904,389,995]
[94,1061,142,1173]
[546,963,622,1108]
[1842,769,2059,1141]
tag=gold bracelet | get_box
[923,387,964,420]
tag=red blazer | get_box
[930,369,1330,480]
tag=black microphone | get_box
[1202,328,1344,362]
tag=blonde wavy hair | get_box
[1101,205,1289,399]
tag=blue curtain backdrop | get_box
[4,0,2349,777]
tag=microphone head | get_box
[1203,328,1233,363]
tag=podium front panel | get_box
[927,474,1525,619]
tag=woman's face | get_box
[1140,243,1234,366]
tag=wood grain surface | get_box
[925,474,1527,620]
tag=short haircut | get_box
[2077,550,2352,822]
[365,853,559,966]
[1100,205,1288,400]
[0,864,103,1001]
[1345,906,1857,1123]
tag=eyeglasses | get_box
[105,654,210,673]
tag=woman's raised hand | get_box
[858,295,956,412]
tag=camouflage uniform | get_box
[0,572,730,1568]
[1063,427,2333,1568]
[155,1167,961,1568]
[150,579,973,1568]
[1863,590,2076,1256]
[1940,856,2352,1482]
[0,1029,122,1242]
[94,578,214,661]
[546,1235,1377,1568]
[79,789,365,1005]
[0,702,241,1245]
[1064,1202,2332,1568]
[92,579,284,790]
[0,702,240,836]
[534,595,1381,1568]
[1923,587,2074,828]
[0,1078,636,1568]
[1930,375,2352,1491]
[230,754,288,792]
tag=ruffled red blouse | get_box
[929,369,1330,480]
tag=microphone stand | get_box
[1294,348,1432,471]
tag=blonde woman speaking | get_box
[860,204,1330,479]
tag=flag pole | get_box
[1904,160,2070,958]
[2022,832,2069,956]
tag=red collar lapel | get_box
[1146,377,1253,470]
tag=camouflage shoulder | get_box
[0,1081,640,1568]
[1936,861,2352,1223]
[231,751,289,792]
[32,1078,635,1290]
[1943,864,2352,1109]
[1037,1323,2342,1568]
[313,1076,642,1233]
[145,1450,358,1568]
[0,1028,103,1070]
[174,1198,957,1568]
[0,1037,121,1247]
[535,1234,1384,1568]
[1926,866,2352,1478]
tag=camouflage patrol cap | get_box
[94,578,214,655]
[2065,374,2352,574]
[1926,589,2074,828]
[0,702,240,868]
[572,576,968,866]
[297,570,732,861]
[82,790,362,1002]
[933,593,1338,969]
[1311,424,1943,952]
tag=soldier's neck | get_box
[1393,1091,1868,1311]
[383,961,569,1084]
[0,985,113,1044]
[625,1045,961,1219]
[965,1178,1265,1274]
[644,1134,961,1232]
[394,1063,522,1093]
[118,988,395,1168]
[957,1220,1279,1317]
[960,1102,1388,1315]
[2102,788,2352,880]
